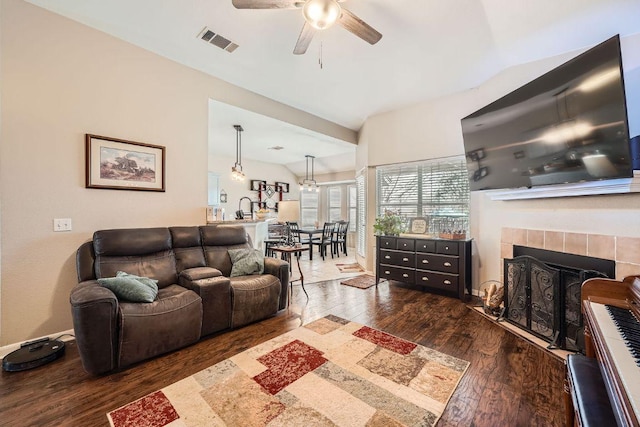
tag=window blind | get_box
[356,174,366,257]
[328,186,342,222]
[348,185,356,232]
[376,156,470,234]
[300,191,318,228]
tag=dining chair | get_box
[332,221,349,257]
[263,237,282,257]
[312,222,335,260]
[264,223,285,257]
[285,221,305,259]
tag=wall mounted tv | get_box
[461,35,632,191]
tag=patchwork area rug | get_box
[107,315,469,427]
[340,274,377,289]
[336,263,364,273]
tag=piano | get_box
[567,275,640,427]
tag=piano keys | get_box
[587,302,640,420]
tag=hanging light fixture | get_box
[231,125,245,181]
[299,155,320,192]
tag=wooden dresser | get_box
[375,235,472,300]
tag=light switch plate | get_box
[53,218,72,232]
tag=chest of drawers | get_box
[375,235,472,300]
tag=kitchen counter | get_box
[206,219,269,224]
[205,219,275,250]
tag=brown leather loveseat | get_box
[70,224,289,375]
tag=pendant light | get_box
[231,125,245,181]
[299,155,320,192]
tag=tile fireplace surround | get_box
[500,228,640,280]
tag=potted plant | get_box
[373,211,405,236]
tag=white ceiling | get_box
[25,0,640,175]
[208,99,356,175]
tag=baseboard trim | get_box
[0,329,75,359]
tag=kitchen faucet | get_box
[236,197,252,219]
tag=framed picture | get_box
[86,134,165,191]
[408,217,429,234]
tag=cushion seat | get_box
[230,275,281,328]
[566,354,616,427]
[118,284,202,367]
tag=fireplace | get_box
[503,246,615,352]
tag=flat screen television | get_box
[461,35,632,191]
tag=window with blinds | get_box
[328,187,342,222]
[348,185,356,232]
[376,156,470,234]
[300,191,318,228]
[356,174,366,257]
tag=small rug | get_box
[336,263,364,273]
[107,315,469,427]
[340,274,377,289]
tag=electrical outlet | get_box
[53,218,72,232]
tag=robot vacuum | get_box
[2,338,65,372]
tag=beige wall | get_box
[209,153,301,218]
[359,33,640,288]
[0,0,352,345]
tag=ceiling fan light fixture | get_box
[302,0,341,30]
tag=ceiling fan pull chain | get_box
[319,41,323,69]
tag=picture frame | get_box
[408,217,429,234]
[86,134,165,192]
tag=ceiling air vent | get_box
[198,27,238,53]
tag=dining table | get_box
[297,227,324,260]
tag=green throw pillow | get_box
[98,272,159,303]
[116,271,159,288]
[228,248,264,277]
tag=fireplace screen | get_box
[505,257,559,343]
[504,254,607,351]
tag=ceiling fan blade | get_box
[293,22,316,55]
[232,0,302,9]
[338,8,382,45]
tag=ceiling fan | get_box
[232,0,382,55]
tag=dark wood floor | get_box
[0,279,566,426]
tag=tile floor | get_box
[272,246,368,284]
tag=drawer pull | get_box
[402,257,409,262]
[402,273,409,278]
[385,270,390,274]
[422,260,429,264]
[444,262,452,267]
[402,243,407,247]
[385,255,391,259]
[422,277,429,281]
[444,280,452,285]
[445,246,450,250]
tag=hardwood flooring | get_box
[0,279,566,426]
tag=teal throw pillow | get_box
[228,248,264,277]
[116,271,159,288]
[98,271,159,303]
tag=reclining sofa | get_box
[70,224,289,375]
